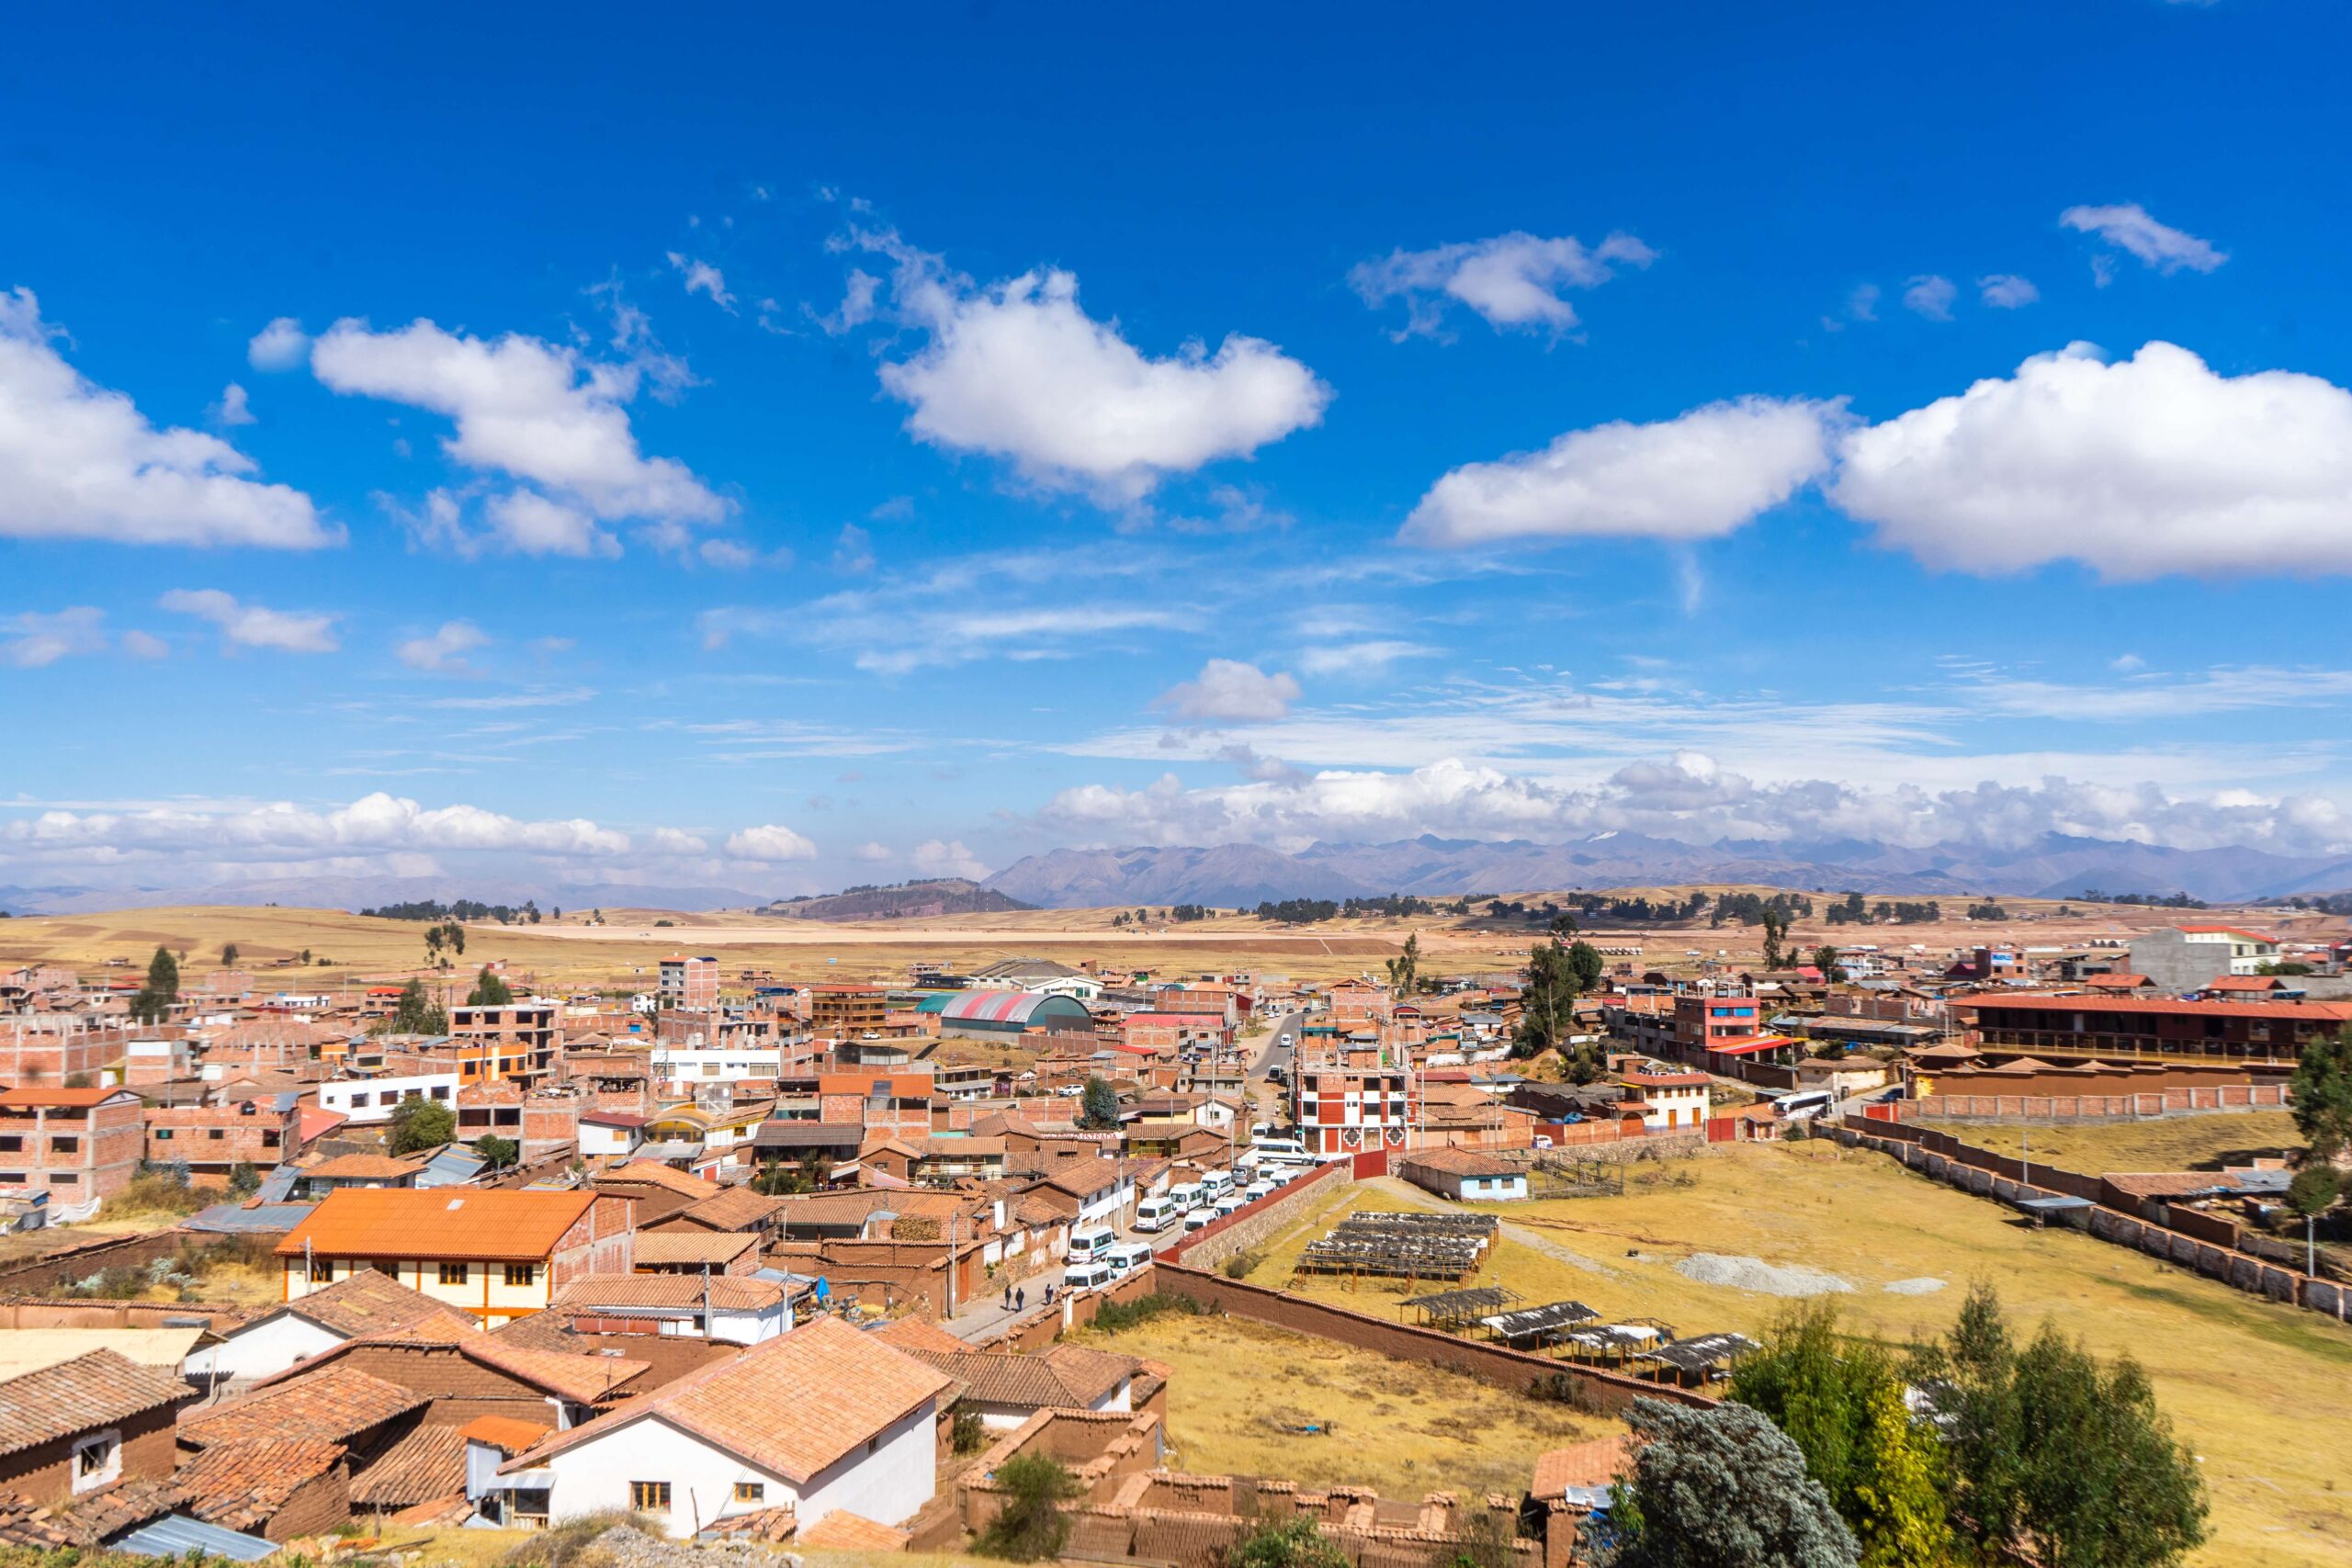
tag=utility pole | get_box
[2020,1125,2030,1188]
[2309,1213,2318,1280]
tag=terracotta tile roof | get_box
[0,1350,192,1458]
[900,1343,1134,1411]
[553,1273,787,1313]
[322,1330,652,1404]
[504,1314,951,1483]
[673,1185,784,1231]
[458,1415,553,1454]
[599,1160,718,1198]
[798,1511,911,1551]
[284,1267,481,1338]
[183,1363,425,1449]
[0,1479,181,1549]
[350,1422,469,1508]
[176,1438,347,1529]
[277,1187,596,1261]
[1531,1435,1632,1499]
[1038,1159,1124,1199]
[632,1231,758,1268]
[1954,993,2352,1021]
[872,1315,970,1355]
[298,1107,350,1142]
[1403,1146,1521,1179]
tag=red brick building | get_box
[0,1086,145,1205]
[145,1096,300,1185]
[1953,993,2352,1069]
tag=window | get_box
[51,1136,78,1154]
[504,1263,537,1288]
[208,1128,225,1140]
[629,1482,671,1511]
[439,1261,469,1286]
[71,1429,121,1494]
[49,1172,76,1186]
[153,1128,173,1141]
[0,1135,17,1151]
[733,1483,763,1504]
[309,1257,334,1283]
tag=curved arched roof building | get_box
[917,988,1096,1038]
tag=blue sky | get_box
[7,0,2352,900]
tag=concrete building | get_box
[316,1073,460,1124]
[657,956,720,1012]
[2129,926,2284,991]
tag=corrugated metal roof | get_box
[113,1514,278,1562]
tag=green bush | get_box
[978,1455,1080,1560]
[1088,1292,1202,1333]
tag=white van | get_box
[1182,1207,1215,1231]
[1168,1181,1202,1212]
[1774,1089,1836,1122]
[1255,1137,1306,1162]
[1068,1223,1118,1261]
[1201,1169,1234,1199]
[1107,1242,1153,1276]
[1243,1179,1275,1201]
[1134,1196,1179,1234]
[1064,1258,1117,1292]
[1213,1192,1246,1217]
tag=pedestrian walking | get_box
[1016,1286,1025,1312]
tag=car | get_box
[1532,1134,1554,1149]
[1182,1207,1216,1231]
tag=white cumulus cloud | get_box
[246,317,311,371]
[1977,274,2040,309]
[311,317,727,542]
[397,619,490,673]
[483,490,621,559]
[1157,659,1302,724]
[1903,275,1957,321]
[2061,203,2227,276]
[910,838,990,879]
[159,588,339,653]
[725,823,818,862]
[1349,231,1655,339]
[851,229,1329,502]
[1401,396,1840,547]
[1831,342,2352,578]
[0,288,333,549]
[1,607,110,669]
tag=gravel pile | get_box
[1882,1277,1948,1295]
[1673,1252,1854,1297]
[581,1527,799,1568]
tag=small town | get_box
[0,890,2343,1568]
[6,4,2350,1566]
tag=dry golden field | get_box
[1915,1111,2306,1173]
[1239,1147,2352,1568]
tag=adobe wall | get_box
[1151,1262,1713,1413]
[0,1295,252,1331]
[1908,1082,2290,1121]
[1836,1123,2352,1322]
[0,1225,198,1293]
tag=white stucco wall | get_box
[183,1312,343,1382]
[535,1403,934,1537]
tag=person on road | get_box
[1016,1286,1025,1312]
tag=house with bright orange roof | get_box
[276,1188,635,1326]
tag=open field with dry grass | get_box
[1079,1309,1616,1500]
[1915,1110,2306,1173]
[1236,1145,2352,1568]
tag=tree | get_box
[424,926,445,964]
[1730,1303,1952,1567]
[1515,937,1594,1079]
[129,945,179,1023]
[220,942,240,966]
[444,920,467,956]
[2289,1032,2352,1160]
[1812,945,1845,983]
[475,1134,519,1169]
[1230,1516,1350,1568]
[1078,1074,1121,1131]
[1566,938,1605,993]
[1613,1397,1859,1568]
[387,977,447,1035]
[976,1453,1080,1560]
[1916,1284,2205,1568]
[1385,931,1420,995]
[2288,1163,2342,1217]
[1761,908,1792,972]
[387,1092,457,1155]
[467,966,515,1007]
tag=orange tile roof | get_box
[0,1349,191,1458]
[600,1160,718,1198]
[182,1363,425,1448]
[0,1087,130,1109]
[632,1231,758,1267]
[673,1185,784,1231]
[303,1152,432,1179]
[350,1422,469,1508]
[277,1187,596,1261]
[283,1267,482,1338]
[176,1438,347,1529]
[798,1511,911,1551]
[1956,993,2352,1021]
[458,1415,554,1453]
[872,1315,970,1355]
[505,1314,952,1483]
[554,1273,786,1313]
[1532,1435,1633,1499]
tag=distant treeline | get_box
[2075,888,2211,909]
[1824,891,1948,925]
[361,898,548,923]
[1253,893,1447,924]
[2273,893,2352,915]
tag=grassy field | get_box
[1238,1145,2352,1568]
[1078,1309,1617,1500]
[1915,1111,2304,1172]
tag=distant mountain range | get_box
[979,832,2352,908]
[757,878,1035,920]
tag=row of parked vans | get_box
[1057,1142,1323,1292]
